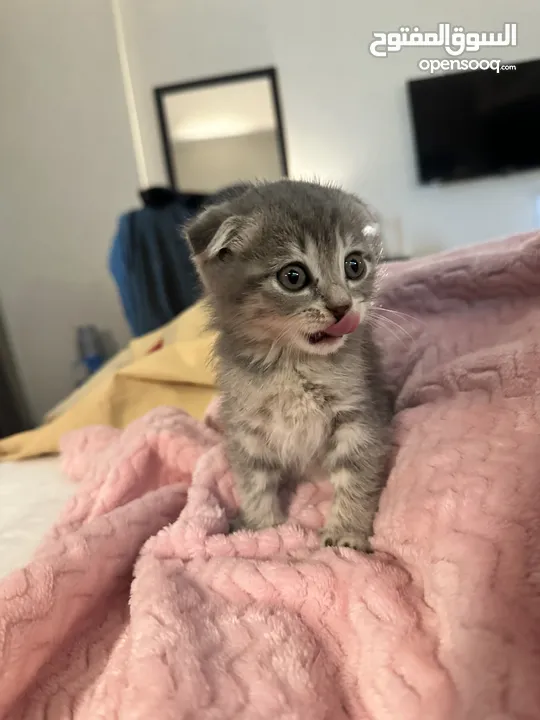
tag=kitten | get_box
[185,180,391,551]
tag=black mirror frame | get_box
[154,67,289,191]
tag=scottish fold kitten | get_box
[185,180,391,551]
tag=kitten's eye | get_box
[344,253,367,281]
[277,264,310,291]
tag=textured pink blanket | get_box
[2,232,540,719]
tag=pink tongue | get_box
[324,311,360,337]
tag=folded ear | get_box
[184,203,248,260]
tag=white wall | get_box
[120,0,540,255]
[0,0,139,420]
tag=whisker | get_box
[369,313,414,342]
[369,316,408,346]
[370,309,422,339]
[371,323,405,347]
[372,307,425,326]
[265,327,289,365]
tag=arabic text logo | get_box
[369,23,517,58]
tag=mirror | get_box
[155,68,288,194]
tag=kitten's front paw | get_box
[321,527,373,553]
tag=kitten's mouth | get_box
[308,331,337,345]
[307,312,361,345]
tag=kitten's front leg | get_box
[321,422,388,552]
[232,466,286,531]
[228,441,286,531]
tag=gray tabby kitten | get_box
[185,180,391,551]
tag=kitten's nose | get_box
[327,303,352,322]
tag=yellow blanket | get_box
[0,302,217,461]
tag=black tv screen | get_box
[407,58,540,184]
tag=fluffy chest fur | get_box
[220,352,369,475]
[259,370,332,470]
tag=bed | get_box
[0,458,74,578]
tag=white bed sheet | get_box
[0,458,75,578]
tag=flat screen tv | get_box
[407,58,540,184]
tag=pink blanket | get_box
[2,232,540,719]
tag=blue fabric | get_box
[109,201,202,337]
[83,354,105,374]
